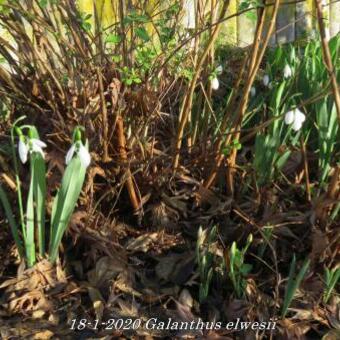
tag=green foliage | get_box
[281,255,310,318]
[0,123,89,267]
[135,27,150,42]
[29,127,47,259]
[196,226,217,303]
[135,46,157,74]
[77,11,92,32]
[123,11,149,25]
[92,1,192,87]
[228,234,253,298]
[0,185,24,258]
[251,34,340,188]
[196,228,253,302]
[257,226,273,259]
[105,34,121,45]
[0,99,10,121]
[49,144,87,262]
[238,0,261,21]
[323,266,340,303]
[120,66,142,86]
[39,0,58,8]
[222,139,242,156]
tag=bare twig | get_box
[172,0,229,171]
[203,0,281,192]
[315,0,340,126]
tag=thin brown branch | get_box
[96,68,110,162]
[172,0,230,171]
[315,0,340,126]
[300,136,311,202]
[203,0,281,192]
[116,115,141,213]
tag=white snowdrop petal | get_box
[38,149,45,159]
[31,138,47,148]
[216,65,223,74]
[283,64,292,78]
[18,140,28,164]
[292,119,303,131]
[284,110,295,125]
[65,144,76,165]
[263,74,270,86]
[250,86,256,97]
[294,109,306,123]
[211,77,219,90]
[78,144,91,168]
[31,144,45,158]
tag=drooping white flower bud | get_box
[65,141,91,168]
[30,139,47,158]
[216,65,223,74]
[284,110,295,125]
[292,119,303,131]
[65,144,76,165]
[78,144,91,168]
[18,137,46,163]
[18,139,28,164]
[211,77,219,90]
[284,108,306,131]
[263,74,270,87]
[283,64,292,79]
[292,108,306,131]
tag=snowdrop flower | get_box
[211,77,219,90]
[18,139,28,164]
[284,110,295,125]
[250,86,256,97]
[18,137,47,164]
[292,109,306,131]
[283,64,292,79]
[216,65,223,74]
[65,141,91,168]
[30,139,47,156]
[284,108,306,131]
[263,74,270,87]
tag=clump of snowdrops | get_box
[0,120,90,267]
[251,34,340,189]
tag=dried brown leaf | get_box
[126,233,158,253]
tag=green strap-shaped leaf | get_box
[0,184,24,258]
[26,156,36,267]
[33,153,46,257]
[49,156,86,263]
[282,255,310,318]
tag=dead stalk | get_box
[319,165,340,224]
[118,0,128,67]
[327,166,340,200]
[116,115,141,212]
[204,0,280,192]
[172,0,229,172]
[300,136,311,202]
[315,0,340,126]
[96,68,110,162]
[200,0,218,154]
[224,8,267,194]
